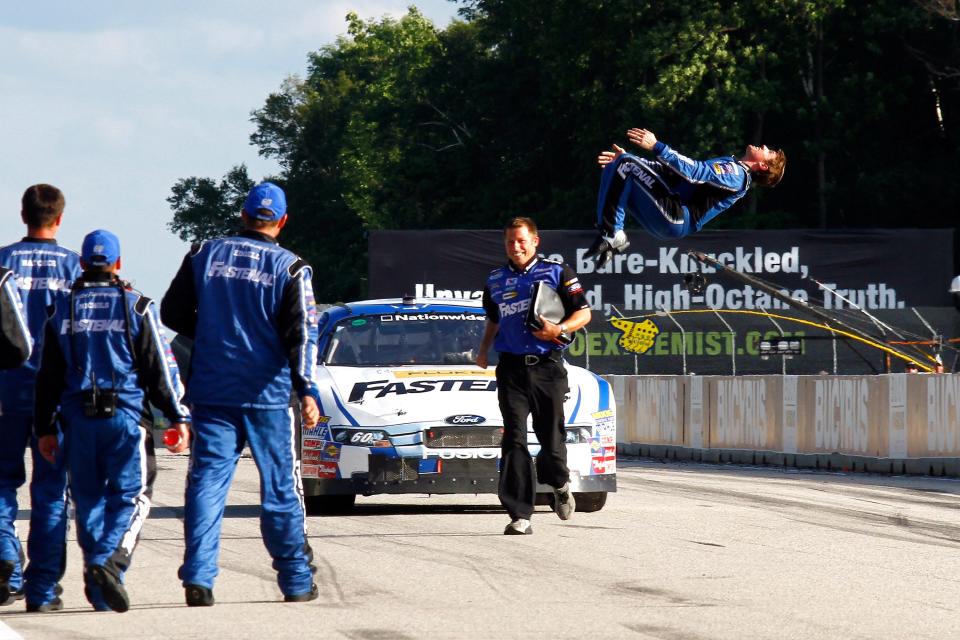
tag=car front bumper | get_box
[302,455,617,497]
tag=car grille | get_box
[424,426,503,448]
[368,455,419,483]
[435,457,499,476]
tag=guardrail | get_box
[602,374,960,476]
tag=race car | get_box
[302,296,617,514]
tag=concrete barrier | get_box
[605,373,960,477]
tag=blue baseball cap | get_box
[81,229,121,266]
[243,182,287,221]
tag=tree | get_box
[167,165,253,243]
[168,2,960,301]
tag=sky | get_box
[0,1,460,299]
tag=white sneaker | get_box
[585,231,630,267]
[503,518,533,535]
[606,230,629,251]
[554,483,576,520]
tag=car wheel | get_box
[573,492,607,513]
[305,494,357,516]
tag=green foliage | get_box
[169,1,960,301]
[167,165,253,243]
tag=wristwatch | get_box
[559,323,568,334]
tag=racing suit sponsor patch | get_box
[206,261,275,286]
[564,277,583,295]
[711,161,739,175]
[59,319,126,334]
[497,298,531,318]
[15,277,72,291]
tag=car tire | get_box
[572,491,607,513]
[305,494,357,516]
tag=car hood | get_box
[317,363,601,427]
[318,365,499,426]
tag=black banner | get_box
[369,229,959,374]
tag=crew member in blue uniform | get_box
[161,182,321,606]
[35,229,190,613]
[0,184,81,612]
[477,217,592,535]
[587,127,786,266]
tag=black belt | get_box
[499,351,562,366]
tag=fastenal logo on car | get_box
[445,414,486,425]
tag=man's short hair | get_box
[21,184,65,228]
[242,212,283,231]
[753,149,786,188]
[504,216,538,235]
[82,264,115,274]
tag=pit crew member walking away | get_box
[477,217,592,535]
[587,128,786,266]
[35,229,190,613]
[160,182,321,606]
[0,184,81,612]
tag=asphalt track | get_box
[2,453,959,639]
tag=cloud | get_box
[0,1,458,298]
[93,115,135,147]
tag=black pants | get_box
[495,353,570,520]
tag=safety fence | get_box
[602,374,960,476]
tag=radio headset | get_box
[68,276,137,419]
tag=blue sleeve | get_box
[653,142,748,192]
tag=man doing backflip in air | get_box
[586,127,786,266]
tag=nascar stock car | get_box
[302,296,617,514]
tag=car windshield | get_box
[324,310,496,366]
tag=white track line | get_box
[0,621,23,640]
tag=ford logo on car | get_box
[445,414,486,425]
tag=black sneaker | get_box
[26,597,62,613]
[503,519,533,535]
[0,559,13,604]
[89,565,129,613]
[185,584,215,607]
[1,587,24,606]
[283,583,318,602]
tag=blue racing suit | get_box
[596,142,751,239]
[160,230,319,597]
[482,256,589,520]
[35,272,189,610]
[0,239,79,606]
